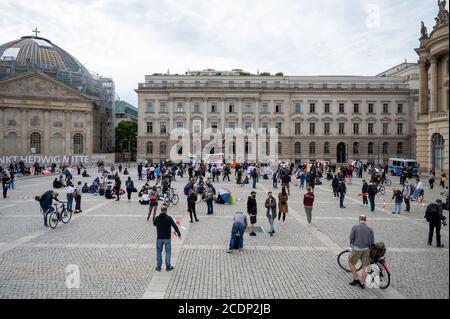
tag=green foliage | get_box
[115,120,138,153]
[260,72,271,76]
[275,72,284,76]
[239,71,251,76]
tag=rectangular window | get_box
[176,122,184,129]
[383,103,389,114]
[274,81,280,88]
[146,101,154,113]
[383,123,389,135]
[244,103,252,113]
[310,103,316,113]
[159,102,168,113]
[228,122,236,130]
[260,103,269,113]
[368,103,374,114]
[146,122,153,133]
[368,123,374,135]
[228,81,234,88]
[353,103,359,113]
[295,122,301,135]
[397,104,404,114]
[294,102,301,113]
[339,103,345,113]
[261,81,267,88]
[275,122,282,134]
[228,103,235,113]
[353,123,360,135]
[194,102,200,113]
[177,81,184,87]
[339,123,345,135]
[261,122,269,134]
[245,81,251,88]
[176,102,184,113]
[244,122,252,132]
[324,103,330,113]
[211,103,219,113]
[309,123,315,135]
[161,81,167,88]
[275,103,282,113]
[211,122,218,133]
[397,123,403,135]
[324,122,330,135]
[160,122,167,134]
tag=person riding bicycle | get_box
[411,178,424,201]
[38,191,61,228]
[348,215,375,289]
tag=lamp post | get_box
[128,139,131,168]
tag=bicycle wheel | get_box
[385,179,392,187]
[377,261,391,289]
[48,212,59,229]
[171,194,179,205]
[379,186,385,195]
[60,208,72,224]
[337,250,362,272]
[163,196,171,207]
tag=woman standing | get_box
[125,176,134,201]
[2,173,10,199]
[66,183,75,212]
[74,181,83,214]
[429,169,435,190]
[332,175,339,198]
[391,188,403,215]
[187,188,199,223]
[147,186,158,221]
[278,186,289,224]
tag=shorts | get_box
[349,249,370,267]
[250,214,257,225]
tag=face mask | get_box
[252,195,256,198]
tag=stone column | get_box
[203,98,208,130]
[64,110,72,155]
[169,97,174,132]
[430,57,438,113]
[185,98,191,133]
[21,109,28,154]
[237,98,243,129]
[220,97,226,133]
[85,111,93,154]
[43,111,50,154]
[254,98,260,131]
[419,60,429,114]
[0,108,4,154]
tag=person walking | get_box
[247,191,258,236]
[114,176,122,201]
[187,188,199,223]
[2,173,10,199]
[265,192,277,236]
[272,170,278,189]
[429,171,435,190]
[391,188,403,214]
[281,173,291,195]
[74,181,83,214]
[402,181,411,212]
[223,165,231,181]
[66,183,75,212]
[227,211,248,253]
[338,180,347,209]
[303,187,315,224]
[9,170,15,189]
[440,172,447,189]
[361,179,368,207]
[425,199,446,248]
[251,168,258,189]
[278,186,289,224]
[205,183,214,215]
[125,176,134,201]
[332,175,339,198]
[348,215,375,289]
[147,186,159,221]
[367,181,378,213]
[153,206,181,271]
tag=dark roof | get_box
[115,100,138,117]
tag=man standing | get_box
[367,181,378,213]
[2,172,10,199]
[402,180,411,212]
[338,180,347,209]
[272,170,278,189]
[114,176,121,201]
[247,191,257,236]
[281,172,291,195]
[425,199,446,248]
[265,192,277,236]
[303,187,315,224]
[348,215,375,289]
[361,179,368,207]
[227,211,248,253]
[74,181,83,214]
[205,183,215,215]
[153,206,181,271]
[251,168,258,189]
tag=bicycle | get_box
[47,202,72,229]
[162,191,179,207]
[337,247,391,289]
[377,184,386,195]
[382,178,392,187]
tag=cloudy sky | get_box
[0,0,442,106]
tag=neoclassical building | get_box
[415,0,449,173]
[0,35,115,163]
[136,72,416,164]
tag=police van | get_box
[388,158,420,176]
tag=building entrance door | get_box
[337,143,346,163]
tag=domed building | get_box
[0,34,115,165]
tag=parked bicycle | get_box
[337,246,391,289]
[47,202,72,229]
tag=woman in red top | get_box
[303,187,315,224]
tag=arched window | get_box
[160,142,167,154]
[368,142,374,155]
[397,142,403,155]
[324,142,330,154]
[382,142,389,155]
[147,142,153,154]
[309,142,315,154]
[432,134,445,169]
[295,142,301,154]
[73,133,84,154]
[277,142,282,155]
[30,132,41,154]
[353,142,359,154]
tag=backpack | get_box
[425,204,439,222]
[280,195,287,205]
[370,242,386,261]
[365,264,381,289]
[184,183,190,196]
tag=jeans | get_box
[393,202,401,213]
[67,194,73,211]
[428,223,441,246]
[404,197,410,211]
[411,189,421,199]
[252,178,257,189]
[229,223,245,250]
[304,206,313,224]
[207,199,213,214]
[368,195,376,212]
[156,239,172,269]
[267,215,275,233]
[273,180,277,188]
[339,193,345,208]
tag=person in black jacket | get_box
[247,191,257,236]
[332,176,339,198]
[338,180,346,208]
[425,199,446,248]
[153,206,181,271]
[361,180,369,207]
[187,188,199,223]
[367,181,378,212]
[2,173,10,199]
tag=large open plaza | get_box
[0,167,448,299]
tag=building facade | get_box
[136,73,415,164]
[115,100,138,126]
[0,35,115,163]
[415,0,449,173]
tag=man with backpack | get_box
[425,199,446,248]
[38,191,61,227]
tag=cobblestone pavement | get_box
[0,168,448,299]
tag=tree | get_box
[115,120,137,154]
[260,72,271,76]
[275,72,284,76]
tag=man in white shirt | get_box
[411,178,424,200]
[66,183,75,212]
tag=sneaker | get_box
[270,232,273,237]
[437,244,445,248]
[250,232,256,236]
[167,266,174,271]
[155,267,161,272]
[189,220,193,223]
[195,219,199,222]
[349,280,360,286]
[226,249,233,253]
[238,248,243,251]
[392,212,396,214]
[277,221,280,224]
[358,282,365,289]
